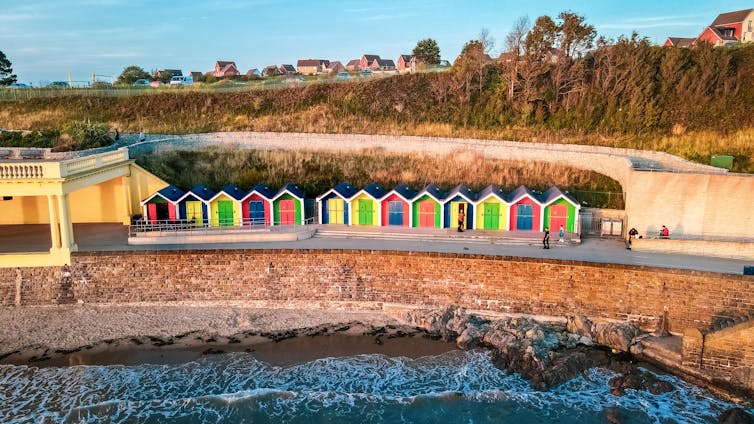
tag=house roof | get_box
[327,61,345,70]
[507,185,541,204]
[318,182,359,201]
[273,183,305,200]
[711,9,753,26]
[665,37,696,47]
[391,183,418,201]
[280,64,296,72]
[357,182,387,200]
[415,184,446,203]
[474,185,506,204]
[140,184,185,205]
[220,183,247,201]
[346,59,360,67]
[399,54,414,63]
[376,58,395,67]
[443,184,477,203]
[161,69,182,77]
[246,68,260,75]
[216,61,236,68]
[177,184,215,202]
[540,186,579,207]
[703,26,738,41]
[243,183,276,200]
[362,54,381,61]
[297,59,322,67]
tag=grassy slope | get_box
[135,147,625,209]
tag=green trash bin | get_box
[710,155,734,170]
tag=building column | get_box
[122,175,133,225]
[57,194,78,252]
[47,195,61,252]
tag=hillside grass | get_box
[135,147,625,209]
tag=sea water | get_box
[0,350,749,423]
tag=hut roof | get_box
[416,184,447,202]
[243,183,276,200]
[317,182,358,201]
[391,183,418,201]
[506,185,541,205]
[443,184,477,203]
[540,186,579,207]
[184,184,216,201]
[140,184,185,205]
[273,183,305,200]
[221,183,247,201]
[475,185,506,204]
[358,182,388,200]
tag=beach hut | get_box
[240,183,275,227]
[316,182,358,225]
[380,183,417,227]
[271,183,305,225]
[540,186,580,233]
[176,184,215,227]
[140,185,185,223]
[208,184,245,227]
[348,183,387,226]
[507,185,544,232]
[442,184,477,230]
[411,184,446,228]
[473,185,509,231]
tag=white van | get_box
[169,75,192,85]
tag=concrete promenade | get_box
[1,224,750,275]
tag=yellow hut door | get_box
[327,198,344,224]
[185,201,203,227]
[450,202,466,229]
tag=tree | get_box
[413,38,441,65]
[116,65,151,85]
[0,50,17,86]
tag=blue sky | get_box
[2,0,752,84]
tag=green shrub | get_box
[58,120,112,151]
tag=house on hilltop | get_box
[327,61,346,74]
[374,58,396,71]
[360,54,381,71]
[213,61,240,78]
[246,68,262,78]
[279,64,297,75]
[297,59,330,75]
[397,54,415,73]
[663,37,695,48]
[345,59,361,71]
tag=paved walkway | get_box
[1,224,750,275]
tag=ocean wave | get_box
[0,351,750,423]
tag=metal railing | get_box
[129,216,318,237]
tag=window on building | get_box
[2,196,12,201]
[749,20,752,32]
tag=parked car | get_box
[169,75,193,85]
[336,72,349,80]
[360,69,373,77]
[133,79,150,86]
[6,83,30,89]
[47,81,68,88]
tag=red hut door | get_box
[419,201,435,227]
[279,200,296,225]
[550,204,568,232]
[147,204,157,222]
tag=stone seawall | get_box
[2,249,752,334]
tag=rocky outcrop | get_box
[718,408,754,424]
[406,306,650,390]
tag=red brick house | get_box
[360,55,381,71]
[327,61,346,74]
[665,9,754,47]
[397,54,415,73]
[279,64,297,75]
[213,61,240,78]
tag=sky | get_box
[2,0,753,84]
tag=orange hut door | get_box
[419,201,435,227]
[280,199,295,225]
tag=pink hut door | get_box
[419,201,435,227]
[279,199,296,225]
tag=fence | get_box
[128,217,316,237]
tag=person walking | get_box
[543,227,550,249]
[558,225,565,243]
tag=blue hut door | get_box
[388,201,403,226]
[516,204,533,230]
[249,200,265,226]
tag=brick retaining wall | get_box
[2,250,752,335]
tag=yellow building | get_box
[0,147,168,267]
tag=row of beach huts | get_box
[139,182,581,232]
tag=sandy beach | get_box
[0,302,451,366]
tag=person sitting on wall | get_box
[660,225,669,238]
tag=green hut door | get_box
[218,200,234,226]
[483,203,500,229]
[358,199,373,225]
